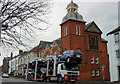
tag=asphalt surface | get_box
[1,76,120,84]
[2,77,32,82]
[0,76,2,84]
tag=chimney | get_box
[19,50,23,54]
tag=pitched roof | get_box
[107,26,120,36]
[85,21,102,34]
[38,38,62,50]
[39,41,52,49]
[101,38,108,43]
[53,38,61,49]
[29,45,39,52]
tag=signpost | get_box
[102,65,105,82]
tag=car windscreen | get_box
[65,66,80,71]
[74,50,81,54]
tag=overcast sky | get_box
[0,0,119,66]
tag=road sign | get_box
[102,65,105,69]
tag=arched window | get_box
[39,52,40,58]
[76,25,78,35]
[64,27,65,36]
[79,26,80,35]
[66,26,67,36]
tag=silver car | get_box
[2,73,9,78]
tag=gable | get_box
[85,21,102,34]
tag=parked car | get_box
[58,50,83,64]
[2,73,9,78]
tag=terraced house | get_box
[18,46,38,78]
[37,1,110,81]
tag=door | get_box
[118,66,120,81]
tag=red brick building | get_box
[37,38,62,59]
[37,1,110,81]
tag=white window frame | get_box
[91,69,95,77]
[39,52,41,58]
[79,26,80,35]
[41,51,43,58]
[54,51,57,56]
[64,27,66,36]
[95,56,99,64]
[96,70,99,76]
[91,56,94,64]
[66,26,67,36]
[47,53,49,57]
[76,25,78,35]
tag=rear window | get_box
[74,50,81,54]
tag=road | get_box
[1,76,120,84]
[2,76,32,82]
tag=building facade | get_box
[107,26,120,82]
[37,38,62,59]
[9,55,20,76]
[18,46,38,77]
[2,57,11,73]
[18,51,28,77]
[37,1,110,81]
[60,1,110,81]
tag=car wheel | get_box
[46,77,50,82]
[66,57,70,63]
[58,75,63,83]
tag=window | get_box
[89,35,99,50]
[76,25,78,35]
[91,56,94,64]
[41,51,43,58]
[66,26,67,36]
[79,26,80,35]
[95,56,99,64]
[64,27,65,36]
[96,70,99,76]
[54,51,57,56]
[116,50,120,58]
[39,52,41,58]
[114,33,119,43]
[91,69,95,76]
[47,53,49,57]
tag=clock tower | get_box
[60,1,86,52]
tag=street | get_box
[1,76,120,84]
[2,76,32,82]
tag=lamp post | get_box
[102,65,105,82]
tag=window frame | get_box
[79,25,80,35]
[54,51,57,56]
[91,56,94,64]
[96,70,100,77]
[76,25,78,35]
[89,35,99,50]
[64,27,66,36]
[66,26,67,36]
[95,56,99,64]
[91,69,95,77]
[39,52,41,58]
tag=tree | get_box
[0,0,51,49]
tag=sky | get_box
[0,0,119,66]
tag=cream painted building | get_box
[18,46,38,77]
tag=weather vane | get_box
[71,0,73,3]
